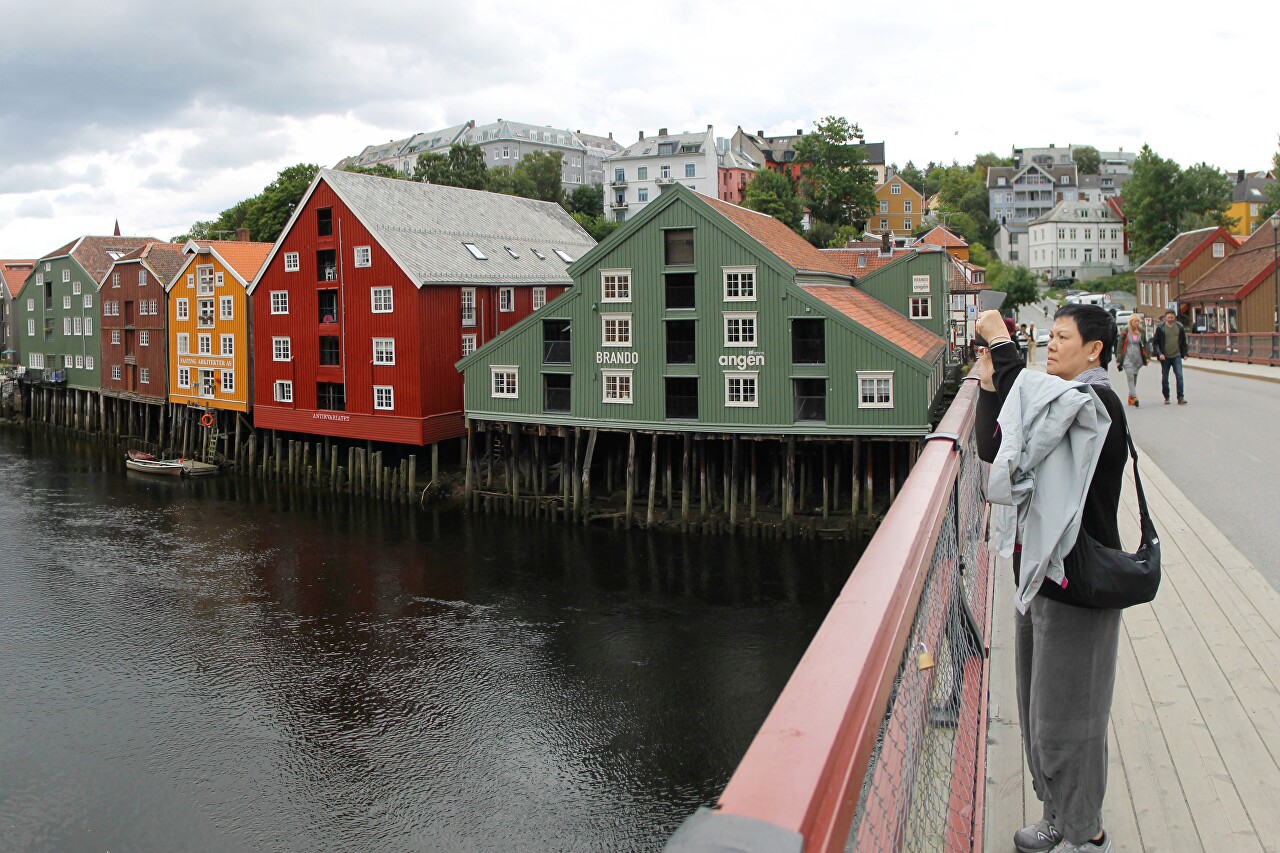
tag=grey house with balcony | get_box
[603,126,719,223]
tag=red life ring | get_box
[200,412,215,428]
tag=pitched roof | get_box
[697,193,851,277]
[183,239,273,285]
[1232,174,1274,203]
[1178,223,1279,302]
[0,260,36,299]
[613,129,711,159]
[255,168,595,290]
[1134,227,1231,277]
[918,225,968,249]
[821,247,909,277]
[101,242,187,288]
[803,284,945,363]
[38,235,158,283]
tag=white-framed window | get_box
[1111,248,1119,259]
[601,313,632,346]
[26,319,34,336]
[910,296,932,319]
[111,365,122,380]
[83,294,92,308]
[880,200,889,214]
[220,334,234,355]
[197,265,215,294]
[29,353,43,368]
[858,371,894,408]
[140,368,150,384]
[139,330,149,347]
[1060,175,1069,185]
[138,269,147,286]
[880,218,889,230]
[273,337,291,361]
[148,299,157,315]
[891,183,902,195]
[271,291,289,314]
[221,370,234,394]
[903,218,912,230]
[75,355,84,368]
[373,385,394,410]
[725,372,759,407]
[25,298,33,311]
[284,252,300,273]
[354,246,372,268]
[461,334,477,356]
[274,380,293,403]
[371,287,393,313]
[461,288,476,326]
[73,316,83,335]
[1058,228,1065,239]
[638,187,649,202]
[723,312,757,346]
[198,334,211,355]
[86,356,94,370]
[197,298,214,327]
[177,333,189,355]
[176,298,189,320]
[499,287,514,312]
[660,164,671,180]
[490,366,518,398]
[62,269,70,282]
[601,269,631,302]
[186,273,194,288]
[637,166,648,180]
[373,338,395,365]
[602,369,633,403]
[112,272,121,288]
[63,295,72,309]
[684,162,696,178]
[83,317,91,335]
[723,266,756,301]
[1213,241,1225,258]
[63,317,72,336]
[532,287,547,310]
[215,272,224,287]
[904,200,913,214]
[220,296,233,320]
[112,330,122,345]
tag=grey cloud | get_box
[15,197,55,218]
[141,172,187,191]
[0,163,106,196]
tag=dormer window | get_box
[997,177,1007,186]
[1060,175,1069,185]
[1213,241,1225,258]
[463,243,488,260]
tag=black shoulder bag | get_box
[1063,428,1161,609]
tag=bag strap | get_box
[1122,424,1152,527]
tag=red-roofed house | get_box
[916,225,970,261]
[1,259,36,363]
[1133,227,1238,322]
[1176,221,1280,336]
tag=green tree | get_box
[1179,162,1235,231]
[484,165,534,197]
[446,142,489,190]
[512,151,565,202]
[793,116,878,227]
[413,152,452,184]
[935,163,995,245]
[1121,145,1184,264]
[1073,146,1101,175]
[244,163,320,243]
[896,160,926,194]
[344,163,405,180]
[571,212,621,242]
[973,152,1014,169]
[742,168,803,231]
[804,219,840,249]
[826,225,862,248]
[989,264,1040,310]
[564,183,603,217]
[1262,143,1280,223]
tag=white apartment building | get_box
[1027,200,1129,282]
[604,126,719,223]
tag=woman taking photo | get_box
[1116,314,1150,407]
[974,305,1128,853]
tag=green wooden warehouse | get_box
[456,184,947,535]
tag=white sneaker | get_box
[1049,833,1113,852]
[1014,819,1062,852]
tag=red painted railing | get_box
[1188,332,1280,366]
[668,378,993,852]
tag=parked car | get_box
[1034,328,1051,347]
[1112,308,1133,328]
[1064,287,1086,295]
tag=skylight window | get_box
[505,246,520,259]
[553,249,574,263]
[463,242,488,260]
[531,248,546,260]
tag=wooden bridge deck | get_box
[984,439,1280,852]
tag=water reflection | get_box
[0,428,852,851]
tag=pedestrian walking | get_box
[1151,309,1188,404]
[974,305,1126,853]
[1116,314,1149,406]
[1028,323,1038,364]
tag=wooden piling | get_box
[646,434,658,527]
[624,431,636,528]
[580,428,597,523]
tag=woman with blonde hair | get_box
[1116,314,1149,406]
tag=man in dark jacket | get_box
[1151,309,1188,404]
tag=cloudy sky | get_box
[2,0,1277,258]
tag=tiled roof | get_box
[1232,175,1274,203]
[698,194,851,277]
[803,285,945,363]
[0,260,36,299]
[39,235,158,283]
[613,129,711,159]
[302,168,595,287]
[918,225,968,249]
[1178,223,1279,302]
[104,242,187,288]
[1134,227,1231,277]
[186,239,273,285]
[821,248,909,277]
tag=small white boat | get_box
[125,450,218,477]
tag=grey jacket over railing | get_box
[986,369,1112,612]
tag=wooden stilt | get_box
[431,442,439,486]
[822,444,830,519]
[784,435,796,520]
[750,441,758,520]
[681,432,691,522]
[510,425,520,509]
[888,439,898,503]
[699,441,708,520]
[625,430,636,528]
[562,431,571,513]
[864,440,874,516]
[729,436,740,528]
[463,422,474,503]
[580,428,597,523]
[646,434,658,527]
[664,442,673,511]
[571,428,582,517]
[851,438,862,522]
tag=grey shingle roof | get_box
[316,168,595,286]
[1232,175,1274,203]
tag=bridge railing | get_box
[1188,332,1280,366]
[668,377,993,853]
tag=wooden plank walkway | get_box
[984,439,1280,852]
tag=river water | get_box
[0,428,853,852]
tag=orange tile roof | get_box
[698,193,851,277]
[918,226,968,249]
[189,239,273,284]
[0,260,36,299]
[822,248,911,277]
[804,284,946,363]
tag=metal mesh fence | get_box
[847,431,991,852]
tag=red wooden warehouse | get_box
[249,168,595,445]
[98,241,186,409]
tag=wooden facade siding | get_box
[459,185,945,436]
[99,256,170,403]
[16,255,103,390]
[853,250,951,339]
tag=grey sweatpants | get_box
[1015,591,1123,843]
[1123,366,1140,398]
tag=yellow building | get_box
[873,176,926,235]
[1228,173,1274,237]
[165,240,271,414]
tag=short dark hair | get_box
[1164,309,1176,317]
[1055,303,1116,369]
